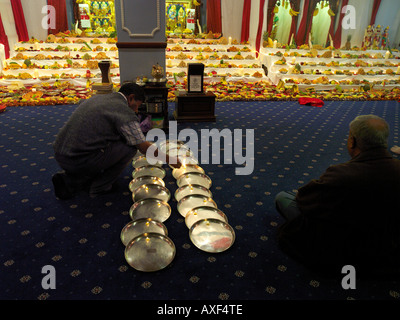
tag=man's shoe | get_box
[89,183,118,198]
[52,172,75,200]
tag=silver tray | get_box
[177,194,217,217]
[132,156,163,169]
[132,184,171,203]
[168,155,199,169]
[129,198,171,222]
[129,176,165,193]
[177,172,212,189]
[125,233,176,272]
[185,206,228,229]
[174,184,212,202]
[120,218,168,246]
[159,140,186,153]
[167,147,193,158]
[189,219,235,253]
[172,164,205,180]
[132,165,166,180]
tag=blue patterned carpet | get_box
[0,100,399,302]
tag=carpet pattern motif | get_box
[0,100,399,300]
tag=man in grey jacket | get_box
[52,82,177,200]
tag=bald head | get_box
[349,115,389,151]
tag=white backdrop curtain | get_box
[220,0,270,46]
[221,0,244,42]
[340,0,373,49]
[0,0,47,58]
[248,0,260,45]
[374,0,400,49]
[393,9,400,49]
[21,0,48,41]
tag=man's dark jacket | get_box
[278,147,400,276]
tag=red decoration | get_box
[10,0,29,42]
[298,98,324,107]
[241,0,252,43]
[206,0,222,34]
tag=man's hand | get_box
[137,141,182,168]
[168,158,182,169]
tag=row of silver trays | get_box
[120,140,235,272]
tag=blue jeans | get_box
[275,191,302,221]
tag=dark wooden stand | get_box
[141,84,169,131]
[174,91,216,122]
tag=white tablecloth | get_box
[0,44,5,71]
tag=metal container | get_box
[174,184,212,202]
[124,233,176,272]
[129,198,171,223]
[168,155,198,169]
[132,184,171,203]
[146,102,162,113]
[129,176,165,193]
[185,206,228,229]
[120,218,168,246]
[167,147,193,158]
[132,156,163,169]
[177,172,212,189]
[159,140,186,154]
[132,165,166,180]
[189,219,235,253]
[177,194,217,217]
[172,164,205,180]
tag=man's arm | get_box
[295,165,348,218]
[137,141,181,168]
[119,121,181,168]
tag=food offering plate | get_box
[129,198,171,223]
[132,165,166,180]
[120,218,168,246]
[132,156,163,169]
[185,206,228,229]
[129,176,165,193]
[124,233,176,272]
[177,194,217,218]
[177,172,212,189]
[174,184,212,202]
[132,184,171,203]
[189,219,235,253]
[172,164,205,180]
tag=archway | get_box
[268,0,301,45]
[310,0,334,47]
[274,1,293,44]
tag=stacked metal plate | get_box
[159,139,199,169]
[170,145,235,254]
[121,153,175,272]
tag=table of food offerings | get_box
[1,35,400,104]
[260,46,400,91]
